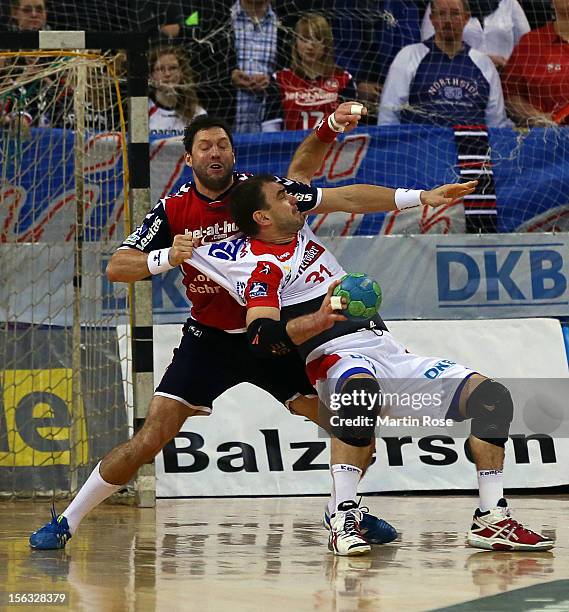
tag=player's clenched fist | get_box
[332,101,368,133]
[170,232,199,266]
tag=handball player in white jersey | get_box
[188,174,554,555]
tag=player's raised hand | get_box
[420,180,478,208]
[170,232,200,266]
[332,101,368,133]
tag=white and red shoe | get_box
[467,498,554,552]
[328,501,371,556]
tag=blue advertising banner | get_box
[330,234,569,320]
[2,126,569,243]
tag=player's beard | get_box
[277,212,304,235]
[191,163,234,194]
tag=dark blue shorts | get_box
[155,318,317,411]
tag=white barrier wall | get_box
[152,318,569,497]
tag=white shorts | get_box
[306,330,476,422]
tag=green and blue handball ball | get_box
[332,273,382,319]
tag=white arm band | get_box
[394,188,423,210]
[328,112,345,133]
[147,248,174,275]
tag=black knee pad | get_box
[466,379,513,447]
[330,376,380,447]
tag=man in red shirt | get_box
[503,0,569,126]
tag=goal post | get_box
[0,32,154,506]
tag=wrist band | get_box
[314,116,339,143]
[328,112,345,133]
[147,248,174,274]
[394,188,423,210]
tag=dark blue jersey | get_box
[378,38,512,128]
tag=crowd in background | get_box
[1,0,568,135]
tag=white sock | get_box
[62,461,122,534]
[327,468,336,517]
[331,464,362,512]
[477,469,504,512]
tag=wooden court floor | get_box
[1,495,567,612]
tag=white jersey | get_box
[190,221,345,309]
[148,99,206,137]
[189,221,388,358]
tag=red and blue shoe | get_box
[29,506,72,550]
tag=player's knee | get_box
[465,379,513,447]
[132,411,185,462]
[330,375,380,447]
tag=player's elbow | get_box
[106,257,122,282]
[106,262,118,283]
[286,168,310,185]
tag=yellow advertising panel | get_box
[0,369,88,466]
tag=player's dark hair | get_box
[183,115,234,153]
[230,175,275,237]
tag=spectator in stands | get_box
[230,0,289,132]
[421,0,530,68]
[149,46,206,137]
[274,1,422,121]
[0,55,32,135]
[502,0,569,126]
[129,2,237,127]
[378,0,512,127]
[0,54,63,131]
[8,0,48,31]
[263,12,356,131]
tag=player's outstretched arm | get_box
[421,182,479,208]
[315,181,478,214]
[287,102,367,184]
